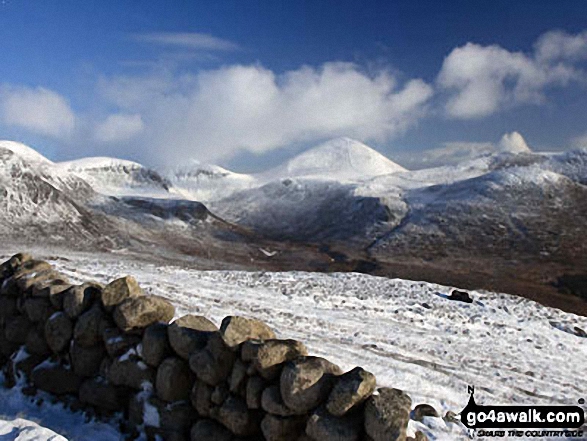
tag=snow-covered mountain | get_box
[163,160,256,202]
[266,137,406,182]
[1,138,586,314]
[0,141,104,239]
[57,157,176,198]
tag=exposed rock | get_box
[31,279,71,298]
[100,276,144,311]
[4,350,46,385]
[17,270,65,294]
[156,356,195,402]
[108,354,155,390]
[306,407,360,441]
[45,312,73,353]
[142,322,172,367]
[280,356,342,414]
[0,297,17,326]
[443,411,460,424]
[448,289,473,303]
[102,327,141,358]
[220,316,276,347]
[189,332,236,386]
[74,304,111,347]
[261,413,306,441]
[246,375,265,409]
[364,388,412,441]
[168,315,217,360]
[5,315,33,344]
[217,395,261,436]
[191,380,213,418]
[190,419,233,441]
[211,384,229,405]
[70,341,106,377]
[0,260,51,296]
[63,282,102,319]
[242,339,308,380]
[25,326,51,357]
[262,385,298,417]
[113,295,175,332]
[24,297,55,323]
[31,363,82,395]
[144,397,197,439]
[326,367,376,416]
[0,332,19,358]
[229,358,248,395]
[0,253,32,279]
[412,404,439,421]
[79,378,129,411]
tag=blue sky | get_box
[0,0,586,170]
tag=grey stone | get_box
[229,358,248,395]
[217,395,260,436]
[412,404,439,421]
[5,315,33,344]
[100,276,144,311]
[364,388,412,441]
[102,327,140,358]
[246,375,265,409]
[108,354,155,390]
[190,419,232,441]
[190,380,213,418]
[168,315,217,360]
[211,384,229,405]
[31,279,71,298]
[31,363,82,395]
[326,367,376,416]
[113,295,174,332]
[45,312,73,353]
[25,326,51,357]
[306,407,360,441]
[189,332,236,386]
[220,316,276,347]
[63,282,102,319]
[280,356,342,414]
[70,341,106,377]
[156,356,195,402]
[262,385,298,417]
[142,322,172,367]
[261,414,306,441]
[74,304,111,347]
[242,339,308,380]
[79,378,128,411]
[24,297,55,323]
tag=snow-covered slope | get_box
[164,161,256,202]
[266,137,406,182]
[0,142,98,234]
[57,157,176,198]
[2,250,585,441]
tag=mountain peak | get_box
[276,137,406,181]
[497,132,532,154]
[0,140,52,165]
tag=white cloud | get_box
[535,30,587,62]
[400,132,532,168]
[0,85,75,138]
[571,132,587,149]
[438,31,584,119]
[99,62,433,164]
[132,32,239,51]
[94,113,145,143]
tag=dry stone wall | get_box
[0,253,429,441]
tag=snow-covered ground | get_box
[1,249,585,440]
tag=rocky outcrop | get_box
[0,252,422,441]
